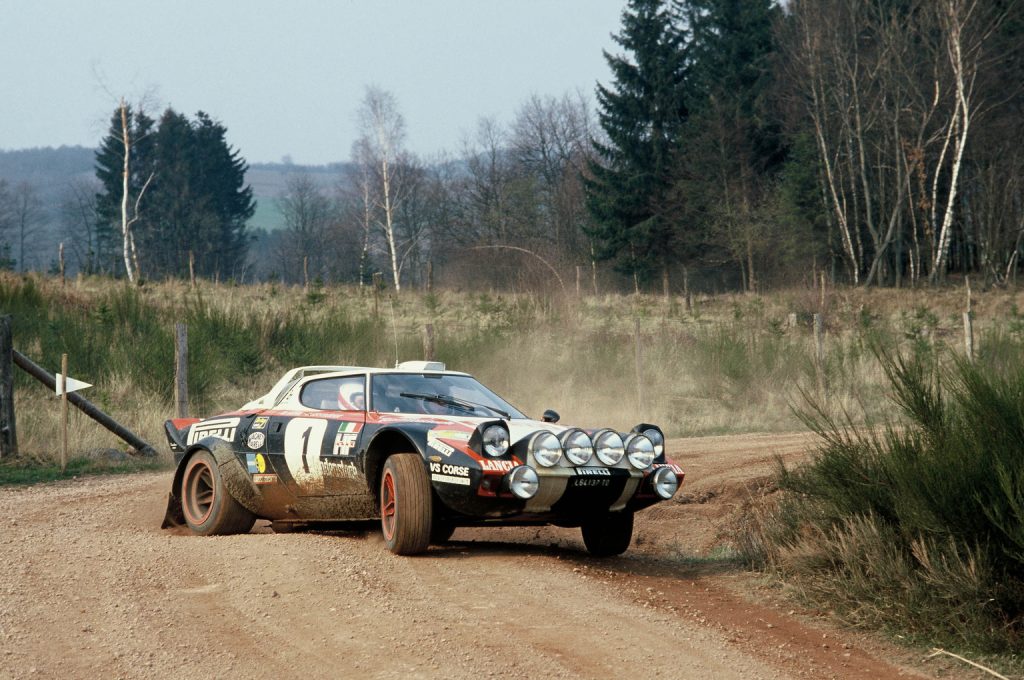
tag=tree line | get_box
[3,0,1021,293]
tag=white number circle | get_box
[284,418,328,485]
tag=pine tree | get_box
[676,0,783,290]
[95,106,254,280]
[585,0,690,293]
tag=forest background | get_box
[2,0,1022,296]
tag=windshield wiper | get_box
[400,392,510,418]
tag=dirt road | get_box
[0,434,939,679]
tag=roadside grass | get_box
[2,270,1022,460]
[0,454,165,486]
[736,340,1024,664]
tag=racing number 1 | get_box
[300,426,312,472]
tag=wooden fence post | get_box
[964,276,975,361]
[174,323,188,418]
[59,242,65,287]
[814,313,827,398]
[0,315,17,458]
[423,323,435,361]
[189,250,196,289]
[60,353,68,472]
[634,318,643,412]
[303,256,310,294]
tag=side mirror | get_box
[542,409,560,424]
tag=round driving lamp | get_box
[560,429,594,466]
[481,424,510,458]
[530,431,562,467]
[625,434,656,470]
[642,427,665,457]
[651,466,679,499]
[594,430,625,466]
[507,466,539,499]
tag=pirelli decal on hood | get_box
[187,417,240,444]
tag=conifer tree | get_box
[585,0,689,293]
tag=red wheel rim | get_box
[381,469,396,540]
[183,459,215,526]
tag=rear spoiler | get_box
[164,418,199,463]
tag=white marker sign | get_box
[54,373,93,396]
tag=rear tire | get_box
[380,454,432,555]
[581,511,633,557]
[181,450,256,536]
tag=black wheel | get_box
[430,519,456,545]
[380,453,432,555]
[581,511,634,557]
[181,450,256,536]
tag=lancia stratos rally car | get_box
[162,361,684,555]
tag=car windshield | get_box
[370,373,526,419]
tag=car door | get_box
[272,375,368,497]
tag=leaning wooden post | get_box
[423,323,435,361]
[303,256,310,294]
[59,242,65,287]
[189,250,196,289]
[963,275,975,361]
[174,323,188,418]
[0,316,17,458]
[60,353,68,472]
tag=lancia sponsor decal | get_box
[576,467,612,476]
[253,473,278,484]
[187,417,239,444]
[480,459,516,473]
[333,431,359,455]
[247,432,266,449]
[428,438,455,457]
[252,416,269,430]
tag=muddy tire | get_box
[581,511,633,557]
[380,453,432,555]
[181,450,256,536]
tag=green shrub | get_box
[756,345,1024,653]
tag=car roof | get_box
[241,361,471,410]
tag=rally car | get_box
[162,361,684,556]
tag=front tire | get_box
[380,454,432,555]
[581,511,634,557]
[181,450,256,536]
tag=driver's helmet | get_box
[337,380,365,410]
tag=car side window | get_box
[300,376,366,411]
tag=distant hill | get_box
[0,146,348,233]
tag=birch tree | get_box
[355,86,409,292]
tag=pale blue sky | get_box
[2,1,625,165]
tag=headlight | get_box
[507,466,539,499]
[651,467,679,499]
[642,427,664,456]
[560,429,593,466]
[625,434,655,470]
[593,430,625,466]
[481,424,510,458]
[529,432,562,467]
